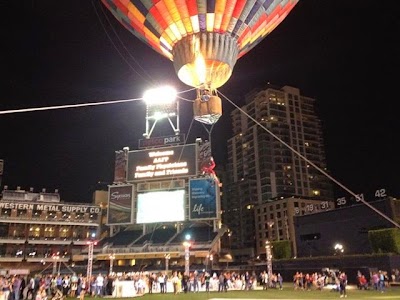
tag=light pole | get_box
[183,234,192,276]
[52,253,60,275]
[86,232,97,280]
[206,253,213,272]
[109,253,115,275]
[265,240,273,286]
[165,253,170,273]
[334,243,344,271]
[267,220,274,238]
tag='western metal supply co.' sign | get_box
[0,202,101,213]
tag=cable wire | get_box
[177,87,197,94]
[0,86,196,115]
[0,97,143,115]
[177,95,195,103]
[218,90,400,229]
[177,87,197,102]
[91,0,155,85]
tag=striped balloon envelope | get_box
[102,0,299,90]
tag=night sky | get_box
[1,1,398,203]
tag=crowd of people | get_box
[291,270,348,297]
[0,273,89,300]
[290,268,400,297]
[0,270,277,300]
[357,270,393,292]
[0,267,399,299]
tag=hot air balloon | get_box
[102,0,299,124]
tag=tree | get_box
[368,228,400,254]
[272,240,292,259]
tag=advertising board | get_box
[189,178,219,220]
[127,144,197,181]
[107,184,134,225]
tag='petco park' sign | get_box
[138,134,185,149]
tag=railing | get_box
[0,216,98,224]
[100,241,215,255]
[102,245,182,254]
[0,237,93,246]
[0,254,71,260]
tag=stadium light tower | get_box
[142,86,179,138]
[183,234,192,276]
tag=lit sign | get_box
[0,202,101,213]
[127,144,197,181]
[189,178,219,220]
[108,184,134,225]
[138,134,185,149]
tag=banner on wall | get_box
[114,150,127,183]
[108,184,134,225]
[189,178,219,220]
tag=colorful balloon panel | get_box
[102,0,299,88]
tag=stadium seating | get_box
[169,226,217,244]
[107,230,143,246]
[132,227,176,245]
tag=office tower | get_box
[223,84,333,259]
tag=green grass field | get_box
[79,284,400,299]
[135,289,399,299]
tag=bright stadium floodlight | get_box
[142,85,180,138]
[334,243,344,254]
[143,86,177,106]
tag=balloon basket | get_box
[193,95,222,124]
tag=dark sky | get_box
[1,0,398,203]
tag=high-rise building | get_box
[223,84,334,260]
